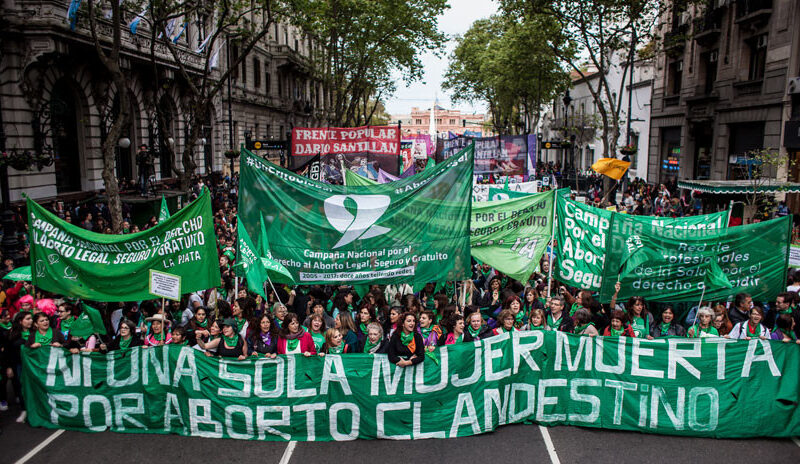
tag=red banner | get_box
[291,126,401,156]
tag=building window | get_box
[668,60,682,95]
[279,125,284,139]
[436,119,442,124]
[253,58,261,88]
[728,122,765,179]
[294,39,299,51]
[241,52,247,84]
[278,75,282,96]
[265,71,270,94]
[231,45,239,80]
[266,125,271,138]
[701,50,718,95]
[449,119,455,125]
[659,127,681,182]
[415,119,422,125]
[747,34,767,81]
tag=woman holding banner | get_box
[306,314,327,352]
[444,314,466,344]
[144,314,172,346]
[687,307,719,338]
[26,312,65,348]
[359,322,388,354]
[625,296,654,339]
[388,312,425,366]
[321,328,347,354]
[650,307,685,338]
[464,309,488,341]
[573,309,599,336]
[105,320,143,350]
[4,311,32,422]
[524,309,547,331]
[728,306,771,340]
[418,310,442,350]
[335,312,361,348]
[602,310,635,337]
[277,313,316,356]
[355,305,376,339]
[248,314,277,357]
[196,318,247,359]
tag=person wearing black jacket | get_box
[355,322,388,354]
[464,310,490,342]
[728,293,752,326]
[387,312,425,367]
[248,314,278,357]
[25,312,66,348]
[104,319,144,351]
[545,295,574,333]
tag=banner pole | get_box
[545,195,558,298]
[234,276,238,300]
[692,284,707,328]
[265,275,285,310]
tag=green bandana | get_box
[119,337,132,349]
[529,323,545,330]
[514,310,525,324]
[609,327,624,336]
[690,325,718,338]
[467,325,481,338]
[0,321,11,330]
[152,330,166,342]
[546,313,562,330]
[223,334,239,347]
[659,322,671,336]
[60,317,74,334]
[363,339,380,353]
[574,322,594,334]
[400,331,414,346]
[425,296,435,311]
[746,321,761,338]
[21,329,30,340]
[780,328,797,340]
[328,344,344,354]
[175,339,188,346]
[234,317,245,334]
[311,332,325,351]
[569,303,581,317]
[421,325,433,340]
[196,319,208,328]
[631,316,648,338]
[286,338,300,351]
[359,322,369,335]
[35,327,53,345]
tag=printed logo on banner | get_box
[324,195,391,248]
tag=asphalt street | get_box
[1,404,798,464]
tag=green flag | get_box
[257,214,295,284]
[158,195,171,223]
[239,145,474,286]
[3,266,31,282]
[471,190,554,282]
[68,303,107,338]
[599,215,790,302]
[28,189,220,301]
[234,219,269,298]
[344,169,378,186]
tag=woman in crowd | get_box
[335,311,360,348]
[330,291,354,319]
[712,304,734,337]
[144,313,172,346]
[383,306,402,340]
[232,297,253,337]
[728,306,771,340]
[4,311,32,422]
[171,327,189,346]
[418,310,442,350]
[196,318,247,359]
[445,314,466,344]
[26,312,65,348]
[687,306,719,338]
[189,306,211,342]
[491,309,517,336]
[359,322,387,354]
[306,314,327,352]
[524,308,547,331]
[521,287,543,316]
[433,294,450,317]
[277,313,316,356]
[626,296,654,339]
[387,312,425,365]
[602,310,635,337]
[355,305,375,339]
[498,295,525,329]
[464,310,488,341]
[573,308,598,336]
[248,314,277,357]
[105,319,143,350]
[56,302,77,339]
[651,306,685,337]
[272,303,289,329]
[321,328,347,354]
[480,277,504,314]
[771,313,799,343]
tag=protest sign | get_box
[149,270,181,301]
[598,215,791,303]
[473,181,538,202]
[28,190,220,301]
[238,145,474,286]
[23,332,800,441]
[291,126,400,156]
[789,243,800,268]
[555,197,729,291]
[471,191,554,282]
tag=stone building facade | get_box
[392,105,490,137]
[648,0,799,186]
[0,1,325,202]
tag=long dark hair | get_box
[249,313,277,342]
[9,310,32,341]
[279,313,301,337]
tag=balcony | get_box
[663,95,681,107]
[693,7,724,46]
[272,44,310,74]
[735,0,772,27]
[664,23,689,58]
[733,79,763,97]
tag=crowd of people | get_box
[0,170,799,431]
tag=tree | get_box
[736,148,793,212]
[289,0,448,127]
[443,14,571,135]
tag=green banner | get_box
[239,146,474,285]
[487,187,532,201]
[599,215,791,303]
[234,214,294,299]
[345,169,378,186]
[471,191,554,282]
[28,190,220,301]
[22,332,800,440]
[555,197,729,291]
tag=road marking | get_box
[13,429,65,464]
[278,440,297,464]
[791,437,800,448]
[538,425,561,464]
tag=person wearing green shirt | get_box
[306,314,327,352]
[626,296,654,339]
[56,303,75,339]
[688,307,720,338]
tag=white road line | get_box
[538,425,561,464]
[791,437,800,448]
[13,429,65,464]
[278,440,297,464]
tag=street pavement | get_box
[1,403,798,464]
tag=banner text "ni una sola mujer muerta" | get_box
[22,332,800,440]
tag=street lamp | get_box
[118,137,131,149]
[562,90,572,171]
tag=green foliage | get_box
[287,0,448,126]
[443,14,571,134]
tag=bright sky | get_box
[384,0,498,117]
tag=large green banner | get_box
[471,190,554,282]
[239,146,474,285]
[28,190,220,301]
[22,332,800,440]
[599,215,792,303]
[555,198,729,291]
